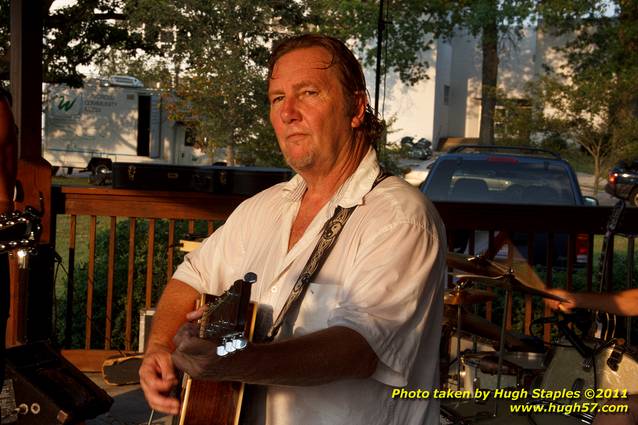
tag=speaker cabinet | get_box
[3,342,113,424]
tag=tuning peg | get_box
[224,340,237,353]
[216,345,228,357]
[233,337,248,350]
[244,272,257,284]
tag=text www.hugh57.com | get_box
[510,402,628,415]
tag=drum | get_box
[442,331,495,389]
[459,351,546,393]
[541,342,638,395]
[461,352,519,392]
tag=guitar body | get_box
[177,380,245,425]
[174,278,258,425]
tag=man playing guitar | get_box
[139,34,447,425]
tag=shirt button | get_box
[271,286,278,293]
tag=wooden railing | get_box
[50,187,638,370]
[51,186,248,370]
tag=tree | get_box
[97,0,386,166]
[95,1,302,165]
[22,1,545,163]
[345,1,536,145]
[536,72,615,194]
[0,0,157,86]
[532,0,638,191]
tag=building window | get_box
[443,85,450,106]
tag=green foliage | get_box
[497,2,638,192]
[55,218,208,350]
[94,0,321,166]
[88,1,542,164]
[539,132,568,153]
[0,0,157,85]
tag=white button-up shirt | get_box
[174,148,446,425]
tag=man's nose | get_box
[280,97,301,123]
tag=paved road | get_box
[577,172,616,206]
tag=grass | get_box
[52,175,92,187]
[593,234,632,256]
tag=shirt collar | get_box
[281,147,380,209]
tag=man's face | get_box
[268,47,361,174]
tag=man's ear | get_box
[351,92,366,129]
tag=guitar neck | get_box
[597,201,625,292]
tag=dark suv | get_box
[420,145,597,264]
[605,160,638,207]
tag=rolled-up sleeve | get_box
[173,200,252,295]
[327,220,445,387]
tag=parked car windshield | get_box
[424,156,577,205]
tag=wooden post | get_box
[7,0,53,346]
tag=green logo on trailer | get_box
[56,96,77,112]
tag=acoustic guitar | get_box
[174,273,258,425]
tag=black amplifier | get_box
[112,163,293,196]
[191,166,293,195]
[3,342,113,424]
[111,163,196,191]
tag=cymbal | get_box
[453,273,568,302]
[447,252,548,292]
[444,288,496,305]
[446,252,508,276]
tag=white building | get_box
[374,26,559,150]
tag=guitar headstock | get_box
[198,272,256,357]
[607,200,625,233]
[0,206,42,254]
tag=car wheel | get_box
[93,163,110,175]
[630,187,638,207]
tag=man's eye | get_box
[304,90,317,96]
[271,96,283,104]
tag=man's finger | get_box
[176,335,217,356]
[144,390,180,415]
[186,306,206,321]
[172,349,200,377]
[173,323,199,347]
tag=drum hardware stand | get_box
[453,282,467,390]
[496,284,512,390]
[472,305,479,353]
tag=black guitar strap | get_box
[264,170,390,342]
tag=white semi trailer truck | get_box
[43,75,209,177]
